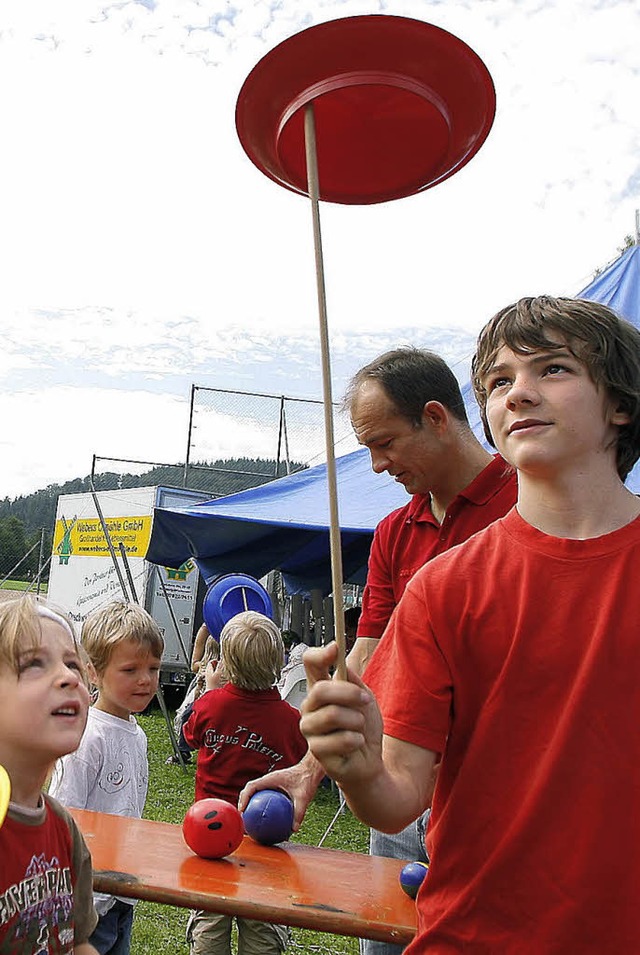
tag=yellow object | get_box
[0,764,10,828]
[53,514,152,560]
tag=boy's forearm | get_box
[301,643,435,832]
[307,729,423,833]
[345,636,379,678]
[341,778,406,832]
[338,741,434,833]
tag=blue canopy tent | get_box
[578,243,640,493]
[578,244,640,321]
[146,447,409,595]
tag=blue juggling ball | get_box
[243,789,294,846]
[399,861,429,899]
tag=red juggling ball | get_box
[183,798,244,859]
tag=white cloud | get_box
[0,0,638,497]
[0,386,189,497]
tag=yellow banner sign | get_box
[53,515,152,561]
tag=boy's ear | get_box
[86,660,99,687]
[610,402,632,427]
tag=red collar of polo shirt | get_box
[404,455,514,525]
[462,454,514,505]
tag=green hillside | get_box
[0,457,304,582]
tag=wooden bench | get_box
[71,809,417,944]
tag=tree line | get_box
[0,457,304,582]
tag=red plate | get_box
[236,15,496,205]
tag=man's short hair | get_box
[220,611,284,691]
[472,295,640,480]
[81,600,164,675]
[344,347,469,426]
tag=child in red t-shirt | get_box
[184,610,307,955]
[0,596,98,954]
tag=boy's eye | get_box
[20,656,43,671]
[487,376,510,393]
[544,363,568,375]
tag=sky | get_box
[0,0,638,499]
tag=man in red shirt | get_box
[301,297,640,954]
[349,348,515,667]
[240,349,516,949]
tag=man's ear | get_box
[421,401,449,433]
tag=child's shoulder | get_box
[272,695,303,718]
[6,792,79,845]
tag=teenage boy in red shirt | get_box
[301,296,640,954]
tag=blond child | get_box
[50,601,163,955]
[184,611,308,955]
[0,596,98,954]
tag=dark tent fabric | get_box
[578,244,640,493]
[146,448,409,595]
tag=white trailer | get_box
[48,485,211,690]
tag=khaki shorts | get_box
[186,908,289,955]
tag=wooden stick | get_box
[303,103,347,681]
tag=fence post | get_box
[183,384,196,488]
[36,528,46,596]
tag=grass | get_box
[0,579,48,591]
[132,704,370,954]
